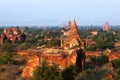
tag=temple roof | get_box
[68,19,81,39]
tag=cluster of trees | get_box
[90,55,109,64]
[14,27,62,50]
[79,26,100,39]
[17,38,61,50]
[115,30,120,40]
[84,55,109,70]
[112,59,120,69]
[33,59,113,80]
[33,62,62,80]
[86,31,115,51]
[76,69,109,80]
[0,28,60,51]
[0,42,16,64]
[33,61,75,80]
[111,59,120,79]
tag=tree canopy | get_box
[33,61,62,80]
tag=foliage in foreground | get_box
[76,69,109,80]
[62,65,75,80]
[111,59,120,79]
[112,59,120,69]
[33,61,62,80]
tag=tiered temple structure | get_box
[0,27,26,43]
[21,19,86,78]
[62,19,85,49]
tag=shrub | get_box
[0,52,16,64]
[76,69,109,80]
[62,65,75,80]
[47,40,60,47]
[86,45,97,51]
[97,55,109,64]
[19,43,31,50]
[0,43,16,52]
[0,68,5,73]
[33,61,62,80]
[112,59,120,69]
[90,55,109,64]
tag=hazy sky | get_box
[0,0,120,26]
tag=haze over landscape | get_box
[0,0,120,26]
[1,1,120,80]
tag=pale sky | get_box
[0,0,120,26]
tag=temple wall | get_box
[16,50,120,78]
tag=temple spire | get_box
[72,18,77,27]
[68,19,81,40]
[62,19,85,49]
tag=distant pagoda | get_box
[102,22,111,32]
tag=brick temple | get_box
[21,19,86,77]
[0,27,26,43]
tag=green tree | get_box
[0,52,15,64]
[86,45,97,51]
[90,31,115,51]
[33,61,62,80]
[62,65,75,80]
[76,69,109,80]
[97,55,109,64]
[0,43,16,52]
[47,40,60,47]
[0,43,16,64]
[19,43,31,50]
[112,68,120,79]
[38,40,46,46]
[112,59,120,69]
[111,59,120,80]
[90,55,109,64]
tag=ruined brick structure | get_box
[20,19,86,78]
[62,19,85,49]
[0,27,26,43]
[17,49,120,78]
[21,49,85,77]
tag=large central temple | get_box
[62,19,85,49]
[21,19,86,78]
